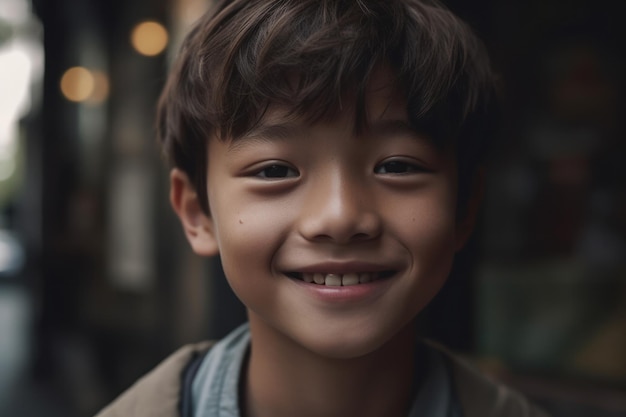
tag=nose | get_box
[298,171,382,244]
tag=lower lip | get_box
[288,274,395,304]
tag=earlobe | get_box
[454,169,485,251]
[170,168,219,256]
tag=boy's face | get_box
[173,70,477,358]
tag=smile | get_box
[286,271,395,286]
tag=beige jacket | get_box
[95,341,550,417]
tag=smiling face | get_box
[172,71,476,359]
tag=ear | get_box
[170,168,219,256]
[454,169,485,251]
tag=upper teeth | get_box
[301,273,374,286]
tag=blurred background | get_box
[0,0,624,415]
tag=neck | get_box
[242,316,417,417]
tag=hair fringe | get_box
[157,0,497,213]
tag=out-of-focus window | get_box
[0,0,42,412]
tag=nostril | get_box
[352,232,371,241]
[300,214,383,244]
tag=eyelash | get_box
[250,159,425,179]
[255,163,299,179]
[374,159,426,175]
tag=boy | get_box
[97,0,549,416]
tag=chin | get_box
[296,326,405,360]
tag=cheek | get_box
[388,183,458,247]
[210,203,280,310]
[389,203,457,320]
[208,190,294,280]
[407,212,456,284]
[386,182,459,297]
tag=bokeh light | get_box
[130,21,168,56]
[60,67,109,104]
[87,70,110,104]
[60,66,94,102]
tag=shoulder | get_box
[425,341,551,417]
[93,341,214,417]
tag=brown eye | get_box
[375,160,422,174]
[256,164,299,179]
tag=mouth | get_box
[285,271,396,287]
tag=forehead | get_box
[233,66,409,141]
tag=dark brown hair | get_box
[157,0,497,213]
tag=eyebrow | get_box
[226,122,300,153]
[245,123,299,141]
[242,119,417,140]
[366,119,432,142]
[226,118,432,153]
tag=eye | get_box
[255,164,299,179]
[374,159,424,175]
